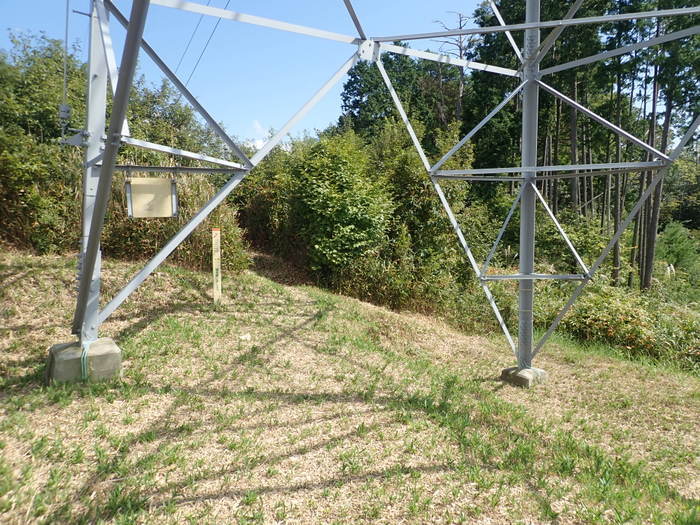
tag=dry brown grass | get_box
[0,249,698,524]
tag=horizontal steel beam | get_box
[542,25,700,76]
[115,165,241,174]
[372,6,700,42]
[480,273,587,281]
[381,43,519,77]
[151,0,359,44]
[429,167,664,182]
[120,136,245,169]
[434,160,667,177]
[534,166,665,181]
[431,175,526,182]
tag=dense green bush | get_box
[236,140,315,262]
[559,282,699,370]
[0,129,82,253]
[288,131,393,278]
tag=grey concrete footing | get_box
[45,338,122,384]
[500,366,547,388]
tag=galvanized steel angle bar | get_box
[120,136,245,169]
[432,81,526,172]
[489,0,524,63]
[481,273,586,281]
[94,0,130,136]
[435,160,667,176]
[529,181,589,275]
[431,179,516,355]
[480,184,525,276]
[541,25,700,76]
[250,52,360,165]
[371,7,700,42]
[151,0,360,44]
[375,55,431,171]
[380,43,519,78]
[342,0,366,40]
[73,0,150,335]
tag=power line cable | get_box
[62,0,70,105]
[174,0,212,75]
[60,0,71,137]
[184,0,231,87]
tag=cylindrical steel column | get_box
[518,0,540,369]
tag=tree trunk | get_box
[639,64,659,287]
[612,70,622,285]
[569,74,580,212]
[629,58,651,287]
[553,97,561,215]
[641,99,672,290]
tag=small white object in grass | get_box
[239,333,251,341]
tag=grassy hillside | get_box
[0,250,698,524]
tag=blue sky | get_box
[1,0,485,145]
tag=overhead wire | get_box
[174,0,212,74]
[184,0,231,87]
[60,0,71,137]
[62,0,70,105]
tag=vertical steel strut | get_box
[517,0,540,369]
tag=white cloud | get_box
[252,119,265,137]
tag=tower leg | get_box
[503,0,547,387]
[46,1,121,383]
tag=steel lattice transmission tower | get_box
[53,0,700,385]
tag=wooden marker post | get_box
[212,228,222,303]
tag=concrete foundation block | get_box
[500,366,547,388]
[45,338,122,384]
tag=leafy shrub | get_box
[657,221,699,273]
[289,131,393,279]
[534,279,700,371]
[236,142,312,260]
[0,130,82,253]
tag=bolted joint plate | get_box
[357,40,380,62]
[501,366,547,388]
[45,338,122,384]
